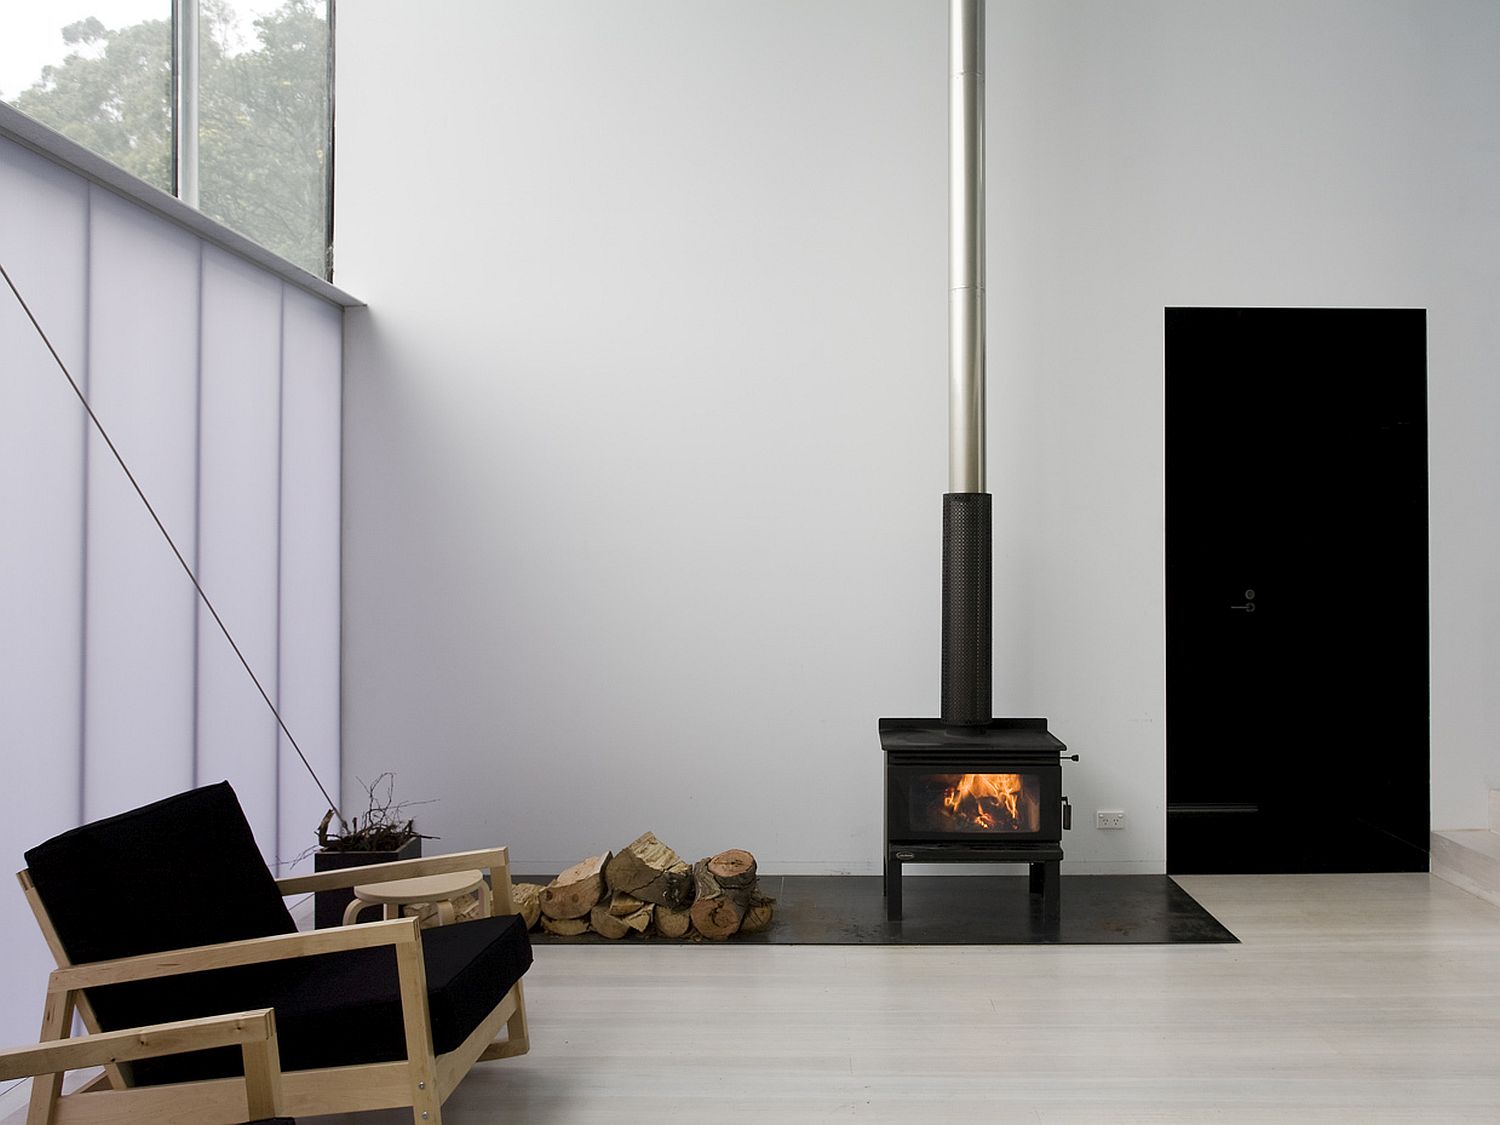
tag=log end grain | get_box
[539,915,591,937]
[540,852,611,920]
[512,882,544,929]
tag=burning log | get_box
[689,853,753,940]
[540,852,611,920]
[605,832,693,908]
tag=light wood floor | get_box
[16,875,1500,1124]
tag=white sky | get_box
[0,1,282,100]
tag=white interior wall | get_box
[335,0,1500,875]
[0,122,344,1055]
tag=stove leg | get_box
[1031,859,1060,920]
[885,853,902,921]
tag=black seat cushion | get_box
[267,913,532,1071]
[24,782,533,1084]
[126,914,533,1085]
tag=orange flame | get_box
[942,773,1023,829]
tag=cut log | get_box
[540,852,611,920]
[512,883,543,929]
[605,832,694,908]
[706,849,757,889]
[539,915,590,936]
[655,902,692,938]
[620,902,653,933]
[689,857,750,940]
[608,891,645,917]
[691,895,746,940]
[451,889,485,923]
[590,898,653,939]
[590,903,632,939]
[609,894,657,936]
[740,891,776,934]
[608,892,656,933]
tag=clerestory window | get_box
[2,0,332,279]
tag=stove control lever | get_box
[1062,797,1072,830]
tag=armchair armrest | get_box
[48,916,420,991]
[274,846,511,897]
[0,1009,286,1123]
[0,1008,276,1078]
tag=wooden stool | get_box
[342,870,489,927]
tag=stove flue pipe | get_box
[941,0,991,727]
[949,0,985,495]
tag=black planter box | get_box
[313,836,422,928]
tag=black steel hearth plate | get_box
[522,874,1236,945]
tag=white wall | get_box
[0,121,344,1056]
[335,0,1500,875]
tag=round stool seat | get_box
[343,869,489,927]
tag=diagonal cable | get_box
[1,258,346,831]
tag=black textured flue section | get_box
[942,492,991,726]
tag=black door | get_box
[1165,308,1428,874]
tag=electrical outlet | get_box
[1096,810,1126,830]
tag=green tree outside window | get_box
[10,0,331,278]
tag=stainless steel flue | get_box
[940,0,991,727]
[949,0,984,494]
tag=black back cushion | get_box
[25,781,296,966]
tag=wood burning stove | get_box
[878,0,1076,922]
[881,718,1074,920]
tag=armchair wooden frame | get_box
[0,1008,285,1125]
[15,847,530,1125]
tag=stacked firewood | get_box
[510,831,774,941]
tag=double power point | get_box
[1096,810,1126,830]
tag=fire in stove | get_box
[914,772,1043,833]
[942,773,1029,830]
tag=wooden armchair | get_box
[0,1009,291,1124]
[16,782,531,1125]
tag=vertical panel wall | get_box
[82,192,202,819]
[278,289,343,865]
[0,138,89,1076]
[0,124,346,1063]
[196,249,285,853]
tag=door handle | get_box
[1230,589,1256,612]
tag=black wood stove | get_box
[881,717,1074,920]
[879,0,1075,922]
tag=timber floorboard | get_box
[10,874,1500,1124]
